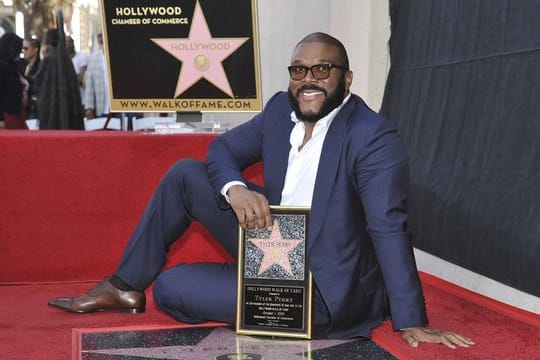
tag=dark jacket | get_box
[207,92,428,338]
[0,33,25,115]
[34,41,83,129]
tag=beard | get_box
[288,75,347,123]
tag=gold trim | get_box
[236,205,312,339]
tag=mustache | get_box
[296,85,327,97]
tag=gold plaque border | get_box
[236,205,312,339]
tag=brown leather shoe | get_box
[48,277,145,313]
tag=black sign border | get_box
[99,0,262,113]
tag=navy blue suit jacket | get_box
[207,91,427,338]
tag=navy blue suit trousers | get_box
[115,159,239,323]
[113,158,330,328]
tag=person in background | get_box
[0,32,29,129]
[49,32,474,349]
[35,28,83,129]
[84,32,109,119]
[65,35,88,107]
[23,38,41,78]
[22,38,41,119]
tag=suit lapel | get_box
[308,100,356,250]
[265,113,295,205]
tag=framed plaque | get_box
[99,0,261,112]
[236,206,312,339]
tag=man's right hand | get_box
[227,185,273,230]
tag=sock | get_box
[109,274,135,291]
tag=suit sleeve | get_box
[206,92,287,194]
[355,118,428,330]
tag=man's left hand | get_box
[401,326,475,349]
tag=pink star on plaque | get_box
[151,1,249,97]
[249,222,303,276]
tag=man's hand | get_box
[401,326,475,349]
[85,109,96,119]
[228,185,273,230]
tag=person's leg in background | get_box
[3,112,29,129]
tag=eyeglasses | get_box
[287,63,348,81]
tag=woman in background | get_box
[23,38,41,78]
[22,38,41,120]
[0,32,29,129]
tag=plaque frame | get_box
[99,0,262,113]
[236,206,312,339]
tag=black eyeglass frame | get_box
[287,63,349,81]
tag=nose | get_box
[302,68,318,83]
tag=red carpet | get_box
[371,273,540,359]
[1,132,538,359]
[1,273,538,360]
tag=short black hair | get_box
[26,38,41,52]
[295,32,350,69]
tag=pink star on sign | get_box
[249,222,303,276]
[151,1,249,97]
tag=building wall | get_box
[207,0,390,122]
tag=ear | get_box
[345,70,353,91]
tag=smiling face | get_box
[287,41,353,123]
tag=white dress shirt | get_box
[222,94,351,206]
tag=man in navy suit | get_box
[49,32,473,348]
